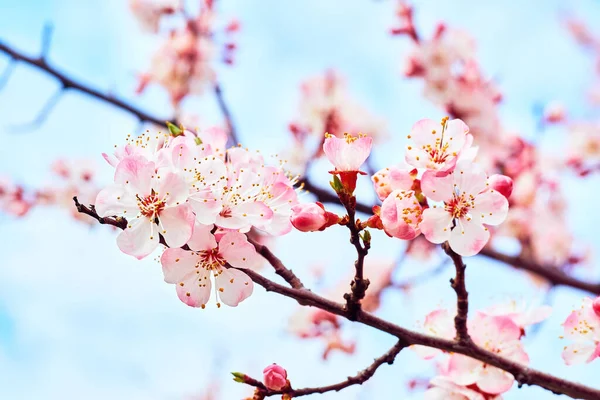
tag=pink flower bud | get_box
[323,133,372,172]
[291,203,327,232]
[263,364,287,391]
[488,174,513,199]
[593,297,600,318]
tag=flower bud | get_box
[488,174,513,199]
[593,297,600,318]
[263,363,288,391]
[291,203,338,232]
[291,203,327,232]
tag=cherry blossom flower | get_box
[263,364,288,391]
[561,297,600,365]
[95,155,194,259]
[380,189,422,240]
[481,300,552,333]
[419,161,509,256]
[371,165,415,201]
[160,223,260,308]
[323,133,372,172]
[405,117,471,174]
[290,202,338,232]
[0,176,30,217]
[447,313,529,395]
[424,376,503,400]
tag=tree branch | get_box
[247,237,304,290]
[443,242,471,344]
[72,199,600,399]
[0,37,177,127]
[243,340,407,397]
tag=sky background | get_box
[0,0,600,399]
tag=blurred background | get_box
[0,0,599,399]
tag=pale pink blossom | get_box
[412,309,456,359]
[481,301,552,332]
[160,223,260,308]
[95,155,194,259]
[323,133,372,172]
[380,189,422,240]
[263,364,288,391]
[543,102,567,124]
[129,0,180,32]
[405,118,471,173]
[371,165,415,201]
[561,297,600,365]
[420,161,509,256]
[447,313,529,395]
[424,376,502,400]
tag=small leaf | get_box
[166,121,183,137]
[231,372,246,383]
[330,174,344,193]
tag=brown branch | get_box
[73,200,600,400]
[341,195,371,320]
[480,247,600,295]
[299,177,373,215]
[0,37,177,127]
[442,242,471,344]
[247,237,304,290]
[213,83,239,146]
[243,340,407,397]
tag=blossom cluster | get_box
[416,302,551,399]
[95,126,299,308]
[295,117,511,257]
[131,0,239,105]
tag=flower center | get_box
[198,248,226,271]
[137,191,165,219]
[219,205,233,218]
[445,193,472,219]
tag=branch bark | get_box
[443,242,471,344]
[73,198,600,400]
[243,340,407,397]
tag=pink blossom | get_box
[482,301,552,332]
[290,202,337,232]
[447,313,529,395]
[405,118,471,173]
[129,0,180,32]
[486,174,513,199]
[160,222,260,308]
[371,166,415,201]
[380,189,422,240]
[323,133,372,172]
[420,161,509,256]
[95,155,194,259]
[263,364,288,391]
[412,309,455,359]
[543,102,566,124]
[561,297,600,365]
[424,376,502,400]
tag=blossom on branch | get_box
[562,296,600,365]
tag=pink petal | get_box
[447,354,482,386]
[476,366,514,395]
[472,191,508,226]
[114,155,154,197]
[424,309,456,339]
[448,219,489,257]
[186,222,217,251]
[409,119,442,147]
[95,184,138,217]
[562,341,598,365]
[404,147,429,170]
[218,232,261,269]
[176,268,212,308]
[217,201,273,231]
[443,119,469,153]
[421,170,454,201]
[453,161,487,197]
[189,188,221,225]
[161,248,198,284]
[158,204,194,248]
[117,217,159,259]
[411,345,442,360]
[214,268,254,307]
[420,207,453,244]
[155,170,189,206]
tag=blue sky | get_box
[0,0,600,399]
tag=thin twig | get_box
[11,88,64,132]
[247,237,304,289]
[442,242,471,344]
[243,340,407,397]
